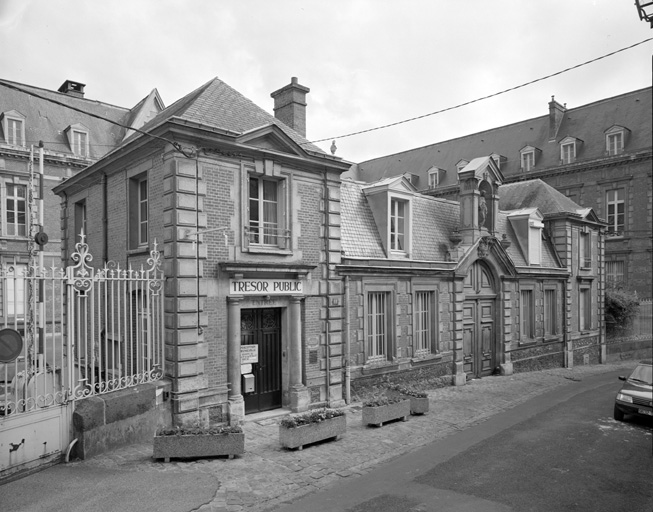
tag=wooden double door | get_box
[462,298,496,378]
[241,308,282,414]
[462,261,497,378]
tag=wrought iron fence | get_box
[0,236,164,416]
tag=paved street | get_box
[0,361,645,512]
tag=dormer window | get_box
[519,146,541,172]
[427,166,441,188]
[390,198,407,252]
[559,136,582,164]
[403,173,419,187]
[490,153,506,170]
[605,125,629,156]
[1,111,26,147]
[507,208,543,266]
[65,124,90,159]
[456,160,469,173]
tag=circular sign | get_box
[35,231,49,246]
[0,328,24,363]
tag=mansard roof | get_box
[354,87,651,188]
[0,78,138,160]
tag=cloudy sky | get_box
[1,0,651,163]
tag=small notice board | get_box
[241,345,258,364]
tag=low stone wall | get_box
[606,332,652,362]
[72,379,172,460]
[511,341,565,374]
[572,336,601,367]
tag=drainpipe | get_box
[102,172,108,263]
[323,170,331,404]
[344,275,351,404]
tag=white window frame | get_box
[427,167,439,189]
[138,177,148,246]
[246,174,289,250]
[579,286,592,332]
[520,289,535,340]
[2,111,26,147]
[521,150,535,172]
[605,260,625,287]
[367,291,390,363]
[579,230,591,269]
[4,182,27,237]
[544,287,557,337]
[1,261,27,318]
[413,289,437,357]
[128,173,148,250]
[390,197,406,253]
[72,129,89,158]
[560,141,576,164]
[606,132,623,156]
[606,188,625,235]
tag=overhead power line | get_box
[302,37,653,146]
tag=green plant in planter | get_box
[156,424,243,436]
[363,395,406,408]
[362,395,410,426]
[279,408,347,450]
[154,423,245,462]
[280,407,345,428]
[386,384,428,399]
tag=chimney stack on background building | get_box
[271,77,310,137]
[58,80,86,98]
[548,95,566,141]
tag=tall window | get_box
[544,288,557,336]
[428,168,439,188]
[605,260,625,287]
[390,198,405,252]
[579,231,591,268]
[129,175,148,249]
[4,263,27,317]
[521,290,534,340]
[414,291,434,356]
[561,142,575,164]
[72,130,88,158]
[521,151,535,172]
[367,292,389,362]
[606,189,625,235]
[248,176,279,246]
[606,132,623,155]
[6,118,24,146]
[6,184,27,236]
[579,287,591,331]
[74,200,86,240]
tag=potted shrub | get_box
[362,396,410,427]
[386,384,429,415]
[153,424,244,462]
[279,407,347,450]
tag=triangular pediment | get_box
[361,175,417,197]
[458,155,505,185]
[237,124,306,156]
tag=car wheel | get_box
[613,405,625,421]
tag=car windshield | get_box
[628,364,653,385]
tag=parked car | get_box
[614,360,653,421]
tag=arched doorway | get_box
[462,261,497,378]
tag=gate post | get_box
[227,296,244,425]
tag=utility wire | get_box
[302,37,653,146]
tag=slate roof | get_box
[0,79,133,161]
[340,179,458,262]
[498,179,583,216]
[354,87,652,187]
[138,77,325,155]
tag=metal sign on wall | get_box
[229,279,303,295]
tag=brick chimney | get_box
[548,95,566,141]
[58,80,86,98]
[270,77,310,137]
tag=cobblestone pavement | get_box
[69,362,636,512]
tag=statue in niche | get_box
[478,191,488,228]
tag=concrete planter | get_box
[409,396,429,415]
[362,399,410,427]
[153,432,244,462]
[279,415,347,450]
